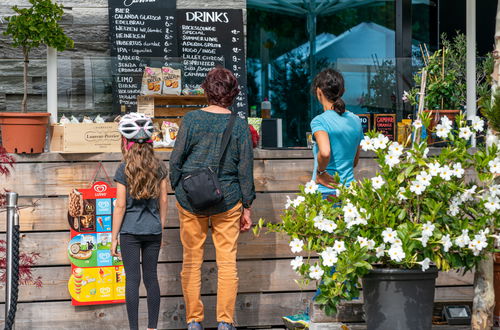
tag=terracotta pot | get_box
[494,253,500,326]
[424,109,462,145]
[0,112,51,154]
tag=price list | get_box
[108,0,177,111]
[177,9,248,117]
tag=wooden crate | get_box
[49,123,121,153]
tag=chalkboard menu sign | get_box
[177,9,248,117]
[356,114,371,134]
[374,114,396,141]
[108,0,177,111]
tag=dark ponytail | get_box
[312,69,346,115]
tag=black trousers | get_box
[120,233,162,330]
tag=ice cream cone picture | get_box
[73,268,84,295]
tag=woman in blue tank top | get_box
[311,69,364,196]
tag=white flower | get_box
[304,180,319,194]
[452,163,465,178]
[366,239,376,250]
[427,162,441,177]
[402,90,410,102]
[439,165,453,181]
[412,119,422,129]
[357,236,369,248]
[435,123,451,139]
[489,158,500,174]
[320,247,338,267]
[382,228,398,244]
[291,256,303,270]
[449,203,460,216]
[315,217,338,233]
[459,127,473,140]
[468,233,489,256]
[442,234,452,252]
[389,142,404,157]
[309,265,324,280]
[489,184,500,197]
[460,185,477,203]
[373,134,389,150]
[484,195,500,213]
[285,196,293,209]
[291,196,306,208]
[371,176,385,190]
[418,257,432,272]
[423,147,430,158]
[410,180,426,195]
[385,153,401,168]
[486,129,499,148]
[455,230,470,248]
[417,236,429,247]
[289,238,304,253]
[360,136,374,151]
[388,244,406,262]
[375,244,386,258]
[422,221,436,238]
[441,116,453,129]
[471,116,485,132]
[343,203,359,220]
[333,240,347,254]
[398,187,408,201]
[416,171,432,187]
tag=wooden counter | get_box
[0,149,473,329]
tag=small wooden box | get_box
[50,123,121,153]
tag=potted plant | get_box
[405,34,493,145]
[0,0,73,154]
[255,112,499,329]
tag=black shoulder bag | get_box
[181,112,237,211]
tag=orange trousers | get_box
[177,202,242,324]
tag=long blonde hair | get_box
[122,138,163,200]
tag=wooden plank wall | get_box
[0,150,474,329]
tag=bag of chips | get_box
[141,67,162,95]
[161,67,181,95]
[161,121,179,147]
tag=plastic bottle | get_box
[250,105,257,117]
[261,98,271,119]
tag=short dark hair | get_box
[201,67,240,108]
[312,68,346,115]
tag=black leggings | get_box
[120,233,162,330]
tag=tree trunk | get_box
[470,2,500,329]
[472,255,495,329]
[22,47,28,113]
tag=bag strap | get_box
[217,112,237,169]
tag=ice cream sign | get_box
[67,181,125,306]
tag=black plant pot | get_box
[362,267,438,330]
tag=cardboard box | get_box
[50,123,121,153]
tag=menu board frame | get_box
[108,0,178,112]
[356,113,371,134]
[374,113,396,141]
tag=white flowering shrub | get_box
[254,113,499,316]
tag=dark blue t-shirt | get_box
[114,162,167,235]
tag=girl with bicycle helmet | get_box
[111,112,168,330]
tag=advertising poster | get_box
[67,181,125,306]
